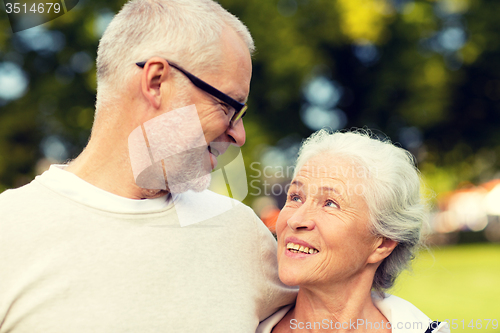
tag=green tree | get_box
[0,0,499,202]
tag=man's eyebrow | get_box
[233,94,247,104]
[223,91,247,104]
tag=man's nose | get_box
[226,119,246,146]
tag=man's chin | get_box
[168,173,212,194]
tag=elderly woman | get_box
[258,130,449,333]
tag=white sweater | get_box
[0,166,297,333]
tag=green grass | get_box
[391,243,500,332]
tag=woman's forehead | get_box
[293,155,371,206]
[298,154,358,178]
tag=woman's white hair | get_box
[95,0,254,110]
[294,129,427,294]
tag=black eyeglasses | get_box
[136,59,247,126]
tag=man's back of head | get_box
[65,0,255,199]
[95,0,255,112]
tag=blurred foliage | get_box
[0,0,499,204]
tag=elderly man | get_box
[0,1,296,332]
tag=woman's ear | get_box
[367,237,398,265]
[140,58,171,109]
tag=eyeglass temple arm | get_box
[135,61,245,112]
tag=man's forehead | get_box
[218,28,252,97]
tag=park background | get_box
[0,0,499,331]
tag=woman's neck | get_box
[275,284,389,333]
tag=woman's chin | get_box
[278,267,305,286]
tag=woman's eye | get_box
[325,200,338,208]
[289,194,302,203]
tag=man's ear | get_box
[140,57,172,110]
[367,237,398,265]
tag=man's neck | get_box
[66,136,169,200]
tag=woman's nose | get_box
[287,206,316,231]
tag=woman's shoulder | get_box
[372,293,450,333]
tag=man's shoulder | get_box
[178,189,250,207]
[0,182,50,239]
[0,179,67,224]
[173,189,257,225]
[0,181,45,206]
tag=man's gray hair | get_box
[95,0,254,108]
[294,129,426,294]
